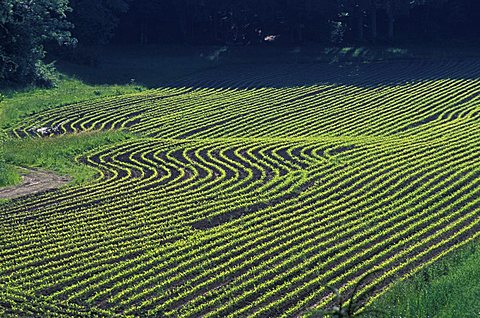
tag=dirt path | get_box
[0,168,71,199]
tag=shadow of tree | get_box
[56,46,480,90]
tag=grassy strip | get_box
[0,75,144,187]
[368,240,480,317]
[0,76,146,129]
[0,163,21,187]
[2,131,134,186]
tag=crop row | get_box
[1,59,480,316]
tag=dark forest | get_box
[1,0,480,85]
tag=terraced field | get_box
[1,59,480,317]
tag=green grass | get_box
[0,76,146,130]
[369,241,480,318]
[2,131,134,185]
[0,76,143,187]
[0,163,22,187]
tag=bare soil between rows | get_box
[0,168,71,199]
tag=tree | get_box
[68,0,130,45]
[0,0,74,85]
[337,0,412,43]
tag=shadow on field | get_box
[56,45,480,89]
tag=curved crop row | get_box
[1,59,479,317]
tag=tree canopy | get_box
[1,0,479,86]
[68,0,129,45]
[111,0,480,45]
[0,0,74,85]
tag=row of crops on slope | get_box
[13,60,480,141]
[1,59,480,317]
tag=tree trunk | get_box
[387,0,395,40]
[173,0,189,43]
[140,22,146,45]
[370,1,377,41]
[355,5,364,42]
[387,13,394,40]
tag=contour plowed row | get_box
[1,59,480,317]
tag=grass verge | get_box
[2,131,133,186]
[368,240,480,317]
[0,76,144,187]
[0,75,146,129]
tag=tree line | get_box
[1,0,479,86]
[99,0,480,46]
